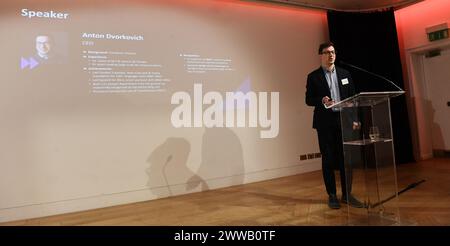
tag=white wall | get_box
[0,0,328,222]
[395,0,450,159]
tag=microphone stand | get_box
[339,60,405,92]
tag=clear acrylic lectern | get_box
[328,91,404,225]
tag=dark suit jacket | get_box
[305,66,356,129]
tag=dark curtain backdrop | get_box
[327,9,414,164]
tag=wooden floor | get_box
[2,158,450,226]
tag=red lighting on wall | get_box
[395,0,450,50]
[395,0,450,26]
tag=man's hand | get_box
[322,96,334,107]
[352,121,361,130]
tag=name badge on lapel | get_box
[341,78,349,85]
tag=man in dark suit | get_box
[305,42,364,209]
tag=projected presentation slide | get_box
[13,2,254,94]
[0,0,324,220]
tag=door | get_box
[423,48,450,152]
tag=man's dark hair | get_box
[318,42,335,54]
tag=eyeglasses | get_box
[321,50,336,55]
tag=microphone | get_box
[338,60,404,92]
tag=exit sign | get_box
[428,29,449,42]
